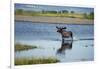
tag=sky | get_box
[15,3,94,14]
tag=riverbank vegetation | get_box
[15,43,37,51]
[15,9,94,20]
[15,57,60,65]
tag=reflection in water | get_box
[57,40,73,55]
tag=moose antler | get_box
[56,26,66,29]
[62,27,66,29]
[56,26,59,29]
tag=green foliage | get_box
[89,12,94,19]
[15,9,94,20]
[42,10,57,14]
[83,13,88,18]
[15,57,60,65]
[70,11,75,14]
[15,9,23,15]
[62,10,69,13]
[83,12,94,19]
[15,43,37,51]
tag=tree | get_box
[70,11,75,18]
[83,12,94,19]
[89,12,94,19]
[42,10,45,13]
[62,10,69,13]
[70,11,74,14]
[83,13,88,19]
[15,9,23,15]
[48,11,57,14]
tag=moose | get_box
[56,26,73,54]
[56,26,73,41]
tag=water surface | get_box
[15,21,94,62]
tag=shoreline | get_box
[15,15,94,24]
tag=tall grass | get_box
[15,44,37,51]
[15,57,60,65]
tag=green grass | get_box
[15,43,37,51]
[15,9,94,20]
[15,57,60,65]
[15,12,83,18]
[15,11,94,20]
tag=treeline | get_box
[15,9,94,19]
[83,12,94,19]
[42,10,69,14]
[15,9,74,14]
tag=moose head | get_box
[56,26,67,33]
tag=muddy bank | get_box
[15,15,94,24]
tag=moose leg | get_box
[62,38,64,45]
[70,32,73,40]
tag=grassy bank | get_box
[15,9,94,20]
[15,44,37,51]
[15,13,84,19]
[15,57,60,65]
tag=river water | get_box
[15,21,94,62]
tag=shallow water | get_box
[15,21,94,62]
